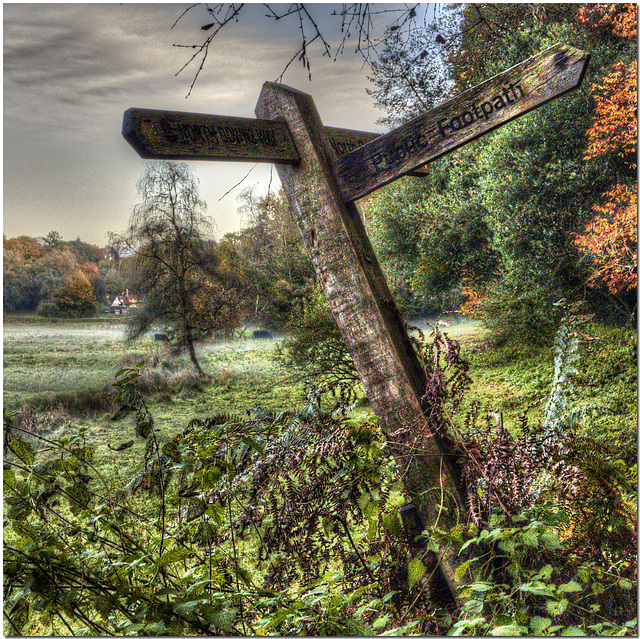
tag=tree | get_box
[573,4,637,301]
[366,3,637,335]
[275,285,358,385]
[110,162,242,375]
[41,230,62,249]
[365,154,498,317]
[221,187,313,328]
[51,274,98,317]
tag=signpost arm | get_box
[256,81,469,603]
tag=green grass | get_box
[4,321,308,483]
[5,317,636,484]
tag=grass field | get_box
[4,316,636,482]
[3,319,309,482]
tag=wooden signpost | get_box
[123,108,429,174]
[122,42,589,604]
[333,42,590,202]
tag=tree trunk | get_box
[184,328,204,376]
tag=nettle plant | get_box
[3,322,637,636]
[4,365,435,636]
[435,323,637,636]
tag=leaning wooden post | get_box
[256,82,468,602]
[123,43,590,604]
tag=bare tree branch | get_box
[171,3,425,97]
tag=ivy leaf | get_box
[537,563,555,580]
[144,621,167,635]
[173,599,199,618]
[454,558,477,582]
[490,625,525,636]
[519,581,554,596]
[541,529,562,550]
[407,557,427,589]
[4,468,16,490]
[382,510,403,537]
[136,420,153,438]
[207,607,237,634]
[201,466,222,489]
[521,528,539,547]
[120,622,145,634]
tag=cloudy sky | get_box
[4,3,427,246]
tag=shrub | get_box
[275,286,359,385]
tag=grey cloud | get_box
[4,3,390,246]
[4,4,184,108]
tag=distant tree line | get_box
[3,233,126,317]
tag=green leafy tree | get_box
[366,151,498,317]
[221,187,313,328]
[110,162,243,375]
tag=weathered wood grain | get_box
[122,108,300,163]
[256,81,469,604]
[334,42,590,202]
[123,108,430,175]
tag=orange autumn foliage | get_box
[578,3,637,39]
[574,3,637,295]
[583,60,637,168]
[574,185,637,294]
[460,275,485,319]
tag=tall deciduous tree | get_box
[573,4,637,301]
[111,162,242,375]
[219,187,313,328]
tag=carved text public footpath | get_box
[123,43,590,604]
[438,82,525,137]
[369,82,527,174]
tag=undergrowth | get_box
[3,321,636,636]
